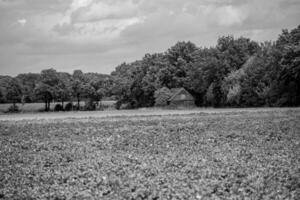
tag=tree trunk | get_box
[77,95,80,110]
[47,100,50,112]
[45,98,48,111]
[62,101,64,111]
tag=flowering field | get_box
[0,109,299,199]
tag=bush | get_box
[22,95,32,103]
[115,100,122,110]
[64,102,73,111]
[84,100,96,111]
[154,87,172,107]
[119,103,132,110]
[6,104,20,113]
[54,104,64,112]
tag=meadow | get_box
[0,101,116,113]
[0,108,299,199]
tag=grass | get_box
[0,101,116,113]
[0,109,299,199]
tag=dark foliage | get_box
[84,100,97,111]
[6,104,19,113]
[54,104,64,112]
[64,102,74,111]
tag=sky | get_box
[0,0,299,76]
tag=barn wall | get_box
[169,100,195,107]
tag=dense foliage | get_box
[0,25,299,110]
[0,109,299,199]
[0,70,112,111]
[111,25,300,108]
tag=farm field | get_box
[0,108,299,199]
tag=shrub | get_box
[119,103,132,110]
[226,84,242,105]
[22,95,32,103]
[99,103,115,111]
[115,100,122,110]
[84,100,96,111]
[64,102,73,111]
[6,104,20,113]
[154,87,172,107]
[54,104,64,112]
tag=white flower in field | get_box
[196,194,202,199]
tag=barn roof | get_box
[169,88,194,101]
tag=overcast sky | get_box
[0,0,299,76]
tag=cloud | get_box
[0,0,300,76]
[71,0,139,22]
[216,5,247,26]
[52,0,145,41]
[17,18,27,26]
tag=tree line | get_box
[0,24,299,111]
[0,70,113,111]
[111,24,300,108]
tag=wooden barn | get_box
[168,88,195,107]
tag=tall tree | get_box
[6,78,22,107]
[0,90,3,103]
[276,25,300,106]
[34,83,53,111]
[55,72,72,109]
[34,68,60,111]
[16,73,41,103]
[71,70,89,110]
[71,79,85,110]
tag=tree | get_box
[165,41,198,88]
[40,68,60,86]
[111,62,140,108]
[56,82,71,109]
[34,83,53,111]
[187,48,220,105]
[190,48,225,106]
[217,36,259,72]
[71,79,85,110]
[276,25,300,106]
[71,70,93,110]
[73,70,86,82]
[154,87,172,106]
[0,90,3,103]
[95,88,106,102]
[34,68,60,111]
[16,73,41,102]
[278,44,300,105]
[6,79,22,106]
[55,72,72,109]
[167,41,198,66]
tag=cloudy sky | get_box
[0,0,299,76]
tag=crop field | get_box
[0,109,300,199]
